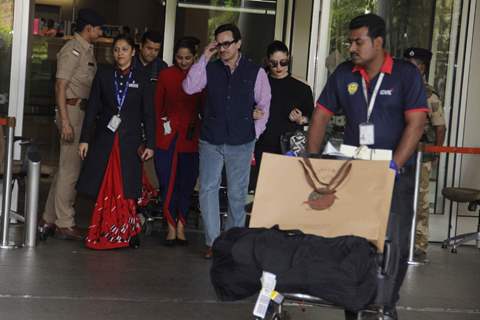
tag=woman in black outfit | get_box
[253,41,314,187]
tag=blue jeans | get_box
[199,139,255,246]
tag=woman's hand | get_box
[141,148,154,161]
[78,143,89,160]
[253,107,265,120]
[289,108,307,125]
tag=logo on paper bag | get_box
[299,159,352,210]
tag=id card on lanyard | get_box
[108,69,133,132]
[359,73,384,146]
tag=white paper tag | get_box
[253,271,277,318]
[163,120,172,135]
[359,122,375,145]
[107,114,122,132]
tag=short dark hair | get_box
[141,30,163,45]
[266,40,289,58]
[349,14,386,47]
[174,36,201,56]
[112,34,135,50]
[214,23,241,42]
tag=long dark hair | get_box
[174,36,201,56]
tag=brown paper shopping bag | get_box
[249,153,395,251]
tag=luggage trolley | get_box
[247,153,400,320]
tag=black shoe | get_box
[176,238,189,246]
[164,239,176,247]
[37,219,56,240]
[344,310,358,320]
[414,248,428,262]
[383,307,398,320]
[129,235,141,249]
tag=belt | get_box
[66,98,84,106]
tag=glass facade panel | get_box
[24,0,166,165]
[324,0,456,213]
[175,0,277,64]
[0,0,14,116]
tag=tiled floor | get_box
[0,179,479,320]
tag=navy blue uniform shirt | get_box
[317,53,428,153]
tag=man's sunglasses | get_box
[269,59,289,68]
[216,40,237,50]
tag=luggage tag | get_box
[359,122,375,146]
[107,114,122,132]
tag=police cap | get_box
[403,47,432,64]
[77,9,105,30]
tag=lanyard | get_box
[361,72,385,123]
[114,69,133,114]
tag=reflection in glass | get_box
[176,0,277,64]
[0,0,14,115]
[324,0,456,214]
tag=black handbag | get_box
[280,130,307,156]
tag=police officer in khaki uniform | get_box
[404,47,447,261]
[40,9,105,240]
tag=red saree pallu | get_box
[85,134,142,250]
[138,170,159,208]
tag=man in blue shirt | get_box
[307,14,427,320]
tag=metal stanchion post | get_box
[24,150,41,248]
[408,146,423,265]
[1,119,17,249]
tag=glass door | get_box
[164,0,285,65]
[0,0,15,116]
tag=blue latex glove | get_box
[389,160,399,177]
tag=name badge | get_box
[128,82,139,88]
[163,120,172,135]
[107,114,122,132]
[359,122,375,145]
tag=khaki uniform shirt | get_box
[423,82,446,161]
[56,33,97,100]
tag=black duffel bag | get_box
[210,226,378,312]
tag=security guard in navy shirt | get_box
[134,30,168,82]
[307,14,427,320]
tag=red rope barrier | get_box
[0,117,15,127]
[423,145,480,155]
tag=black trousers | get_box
[345,166,415,318]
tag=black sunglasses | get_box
[269,59,289,68]
[216,40,237,50]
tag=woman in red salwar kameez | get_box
[77,35,155,250]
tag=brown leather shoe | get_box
[204,247,213,259]
[55,226,84,241]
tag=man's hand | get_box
[61,121,74,143]
[204,41,218,61]
[78,143,88,160]
[289,108,306,125]
[253,108,265,120]
[141,148,154,161]
[306,108,332,154]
